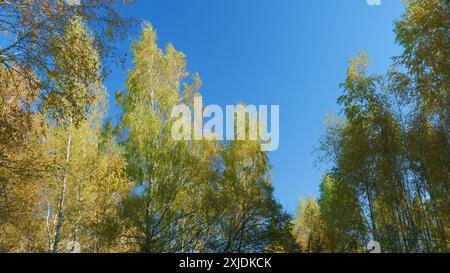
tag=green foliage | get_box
[0,13,294,252]
[43,17,101,126]
[116,24,294,253]
[313,0,449,253]
[293,197,323,252]
[1,0,447,254]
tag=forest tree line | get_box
[0,0,296,253]
[294,0,449,253]
[0,0,448,253]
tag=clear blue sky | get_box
[106,0,405,213]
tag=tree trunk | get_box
[52,130,72,253]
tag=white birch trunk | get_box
[52,129,72,253]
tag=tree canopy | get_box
[0,0,447,253]
[296,0,449,253]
